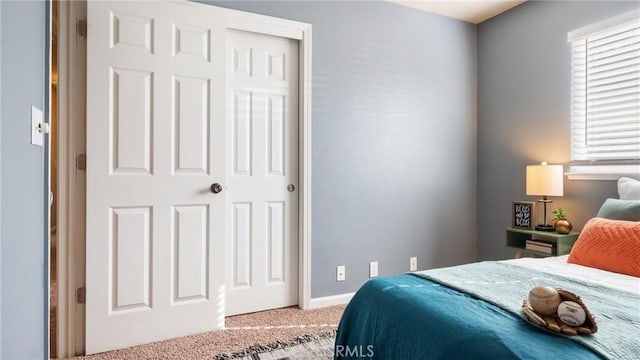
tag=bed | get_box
[335,185,640,360]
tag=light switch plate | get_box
[31,106,44,146]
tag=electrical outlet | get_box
[410,257,418,271]
[336,265,346,281]
[369,261,378,278]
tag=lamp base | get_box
[535,224,555,232]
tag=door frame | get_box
[56,1,312,357]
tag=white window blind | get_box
[568,10,640,178]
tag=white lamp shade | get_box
[526,164,564,196]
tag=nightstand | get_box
[506,228,580,259]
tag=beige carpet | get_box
[68,305,345,359]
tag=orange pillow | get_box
[568,217,640,277]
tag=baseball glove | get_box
[522,288,598,336]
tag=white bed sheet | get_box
[502,255,640,294]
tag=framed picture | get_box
[512,201,535,230]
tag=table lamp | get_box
[526,162,563,231]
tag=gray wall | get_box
[206,1,478,297]
[0,1,48,358]
[477,1,640,261]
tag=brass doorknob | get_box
[210,183,223,194]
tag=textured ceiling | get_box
[388,0,527,24]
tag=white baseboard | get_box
[309,292,355,309]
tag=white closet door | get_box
[85,1,226,353]
[226,30,299,316]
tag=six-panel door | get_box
[226,30,299,316]
[86,1,227,353]
[86,0,301,354]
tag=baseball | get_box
[557,301,586,326]
[528,286,561,315]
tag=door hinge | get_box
[77,19,87,38]
[76,286,86,304]
[76,154,86,171]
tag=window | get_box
[568,10,640,180]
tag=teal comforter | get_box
[335,272,608,359]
